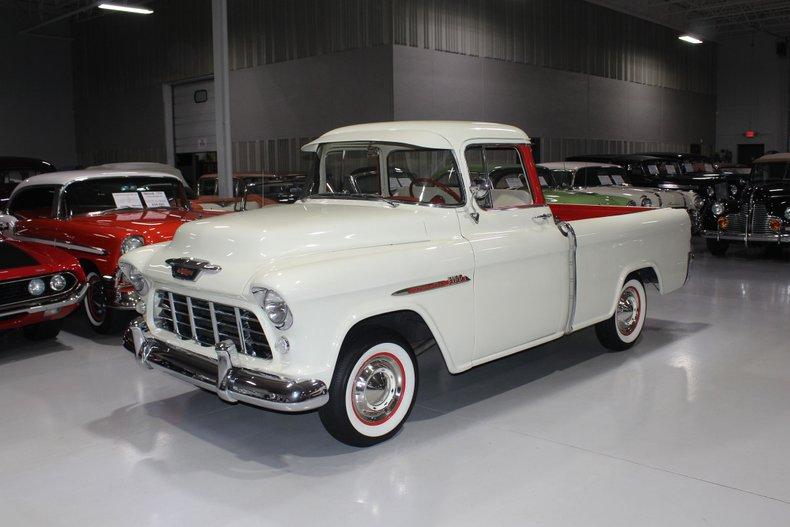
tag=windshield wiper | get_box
[307,193,399,207]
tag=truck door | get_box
[459,144,569,362]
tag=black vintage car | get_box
[703,153,790,256]
[0,157,57,208]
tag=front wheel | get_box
[595,278,647,352]
[706,238,729,257]
[320,329,418,447]
[84,272,130,334]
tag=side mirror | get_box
[470,177,492,201]
[0,214,17,235]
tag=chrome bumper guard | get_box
[703,231,790,244]
[123,318,328,412]
[0,282,89,318]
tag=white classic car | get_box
[538,161,697,210]
[121,121,692,446]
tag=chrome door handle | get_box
[532,213,553,223]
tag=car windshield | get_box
[313,144,464,206]
[643,161,681,178]
[242,175,308,206]
[65,177,188,216]
[535,167,571,188]
[681,159,717,175]
[751,162,789,183]
[577,166,629,186]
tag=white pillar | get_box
[212,0,233,198]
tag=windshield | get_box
[681,159,717,175]
[242,175,308,206]
[751,162,789,183]
[577,166,629,186]
[64,177,188,216]
[315,144,464,206]
[535,167,570,188]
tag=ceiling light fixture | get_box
[98,3,154,15]
[678,35,703,45]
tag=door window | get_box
[465,145,533,209]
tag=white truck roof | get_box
[303,121,530,152]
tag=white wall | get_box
[717,34,789,160]
[0,9,76,168]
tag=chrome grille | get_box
[725,210,747,233]
[751,204,769,234]
[713,182,728,200]
[724,203,772,235]
[154,290,271,359]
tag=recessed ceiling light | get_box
[678,35,703,44]
[98,3,154,15]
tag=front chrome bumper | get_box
[702,231,790,244]
[0,282,89,318]
[123,318,328,412]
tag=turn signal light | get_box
[718,217,729,230]
[768,218,782,233]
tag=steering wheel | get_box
[408,178,462,203]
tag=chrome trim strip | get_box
[392,275,471,296]
[168,292,179,335]
[186,296,197,340]
[0,282,88,318]
[233,306,247,354]
[12,235,107,256]
[208,301,219,344]
[558,221,577,334]
[703,231,789,243]
[126,321,328,412]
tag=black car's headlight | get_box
[785,207,790,220]
[119,262,149,295]
[706,186,715,197]
[711,202,725,217]
[121,235,145,254]
[253,287,293,330]
[693,195,705,209]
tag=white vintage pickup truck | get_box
[120,121,692,446]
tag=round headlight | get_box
[28,278,45,296]
[706,186,715,197]
[120,262,149,295]
[627,200,637,206]
[121,236,145,255]
[711,202,725,217]
[693,195,705,209]
[729,184,738,196]
[259,289,292,330]
[785,207,790,220]
[49,274,67,292]
[640,196,653,207]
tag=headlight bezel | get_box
[120,235,145,255]
[253,287,293,330]
[785,207,790,220]
[119,262,149,295]
[640,196,653,207]
[49,274,67,292]
[711,202,725,217]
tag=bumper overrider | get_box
[703,230,790,244]
[123,317,328,412]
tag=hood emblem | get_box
[165,258,222,281]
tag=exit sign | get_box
[744,130,758,138]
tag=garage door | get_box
[173,79,215,154]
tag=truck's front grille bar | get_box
[154,290,271,359]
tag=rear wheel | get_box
[595,278,646,352]
[320,329,418,447]
[23,319,63,340]
[706,238,729,257]
[84,272,130,334]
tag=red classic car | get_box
[0,170,226,333]
[0,236,86,340]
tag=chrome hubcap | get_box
[616,287,640,336]
[351,354,404,424]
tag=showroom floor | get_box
[1,239,789,526]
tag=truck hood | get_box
[157,200,429,271]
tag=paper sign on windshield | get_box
[684,162,693,172]
[611,175,625,185]
[666,164,677,174]
[505,177,522,189]
[112,192,143,209]
[141,191,170,208]
[597,175,613,185]
[704,163,714,172]
[647,164,659,175]
[538,176,548,186]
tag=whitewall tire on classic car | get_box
[84,272,129,334]
[595,278,646,352]
[320,330,418,447]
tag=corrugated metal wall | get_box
[72,0,717,165]
[391,0,716,95]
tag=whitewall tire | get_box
[595,278,647,351]
[320,330,418,446]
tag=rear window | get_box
[9,185,59,219]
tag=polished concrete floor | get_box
[1,239,789,526]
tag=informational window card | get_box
[112,192,143,209]
[611,175,625,185]
[538,176,548,186]
[141,191,170,208]
[597,175,613,185]
[704,163,714,173]
[666,164,677,174]
[647,164,659,175]
[684,162,694,173]
[505,177,522,189]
